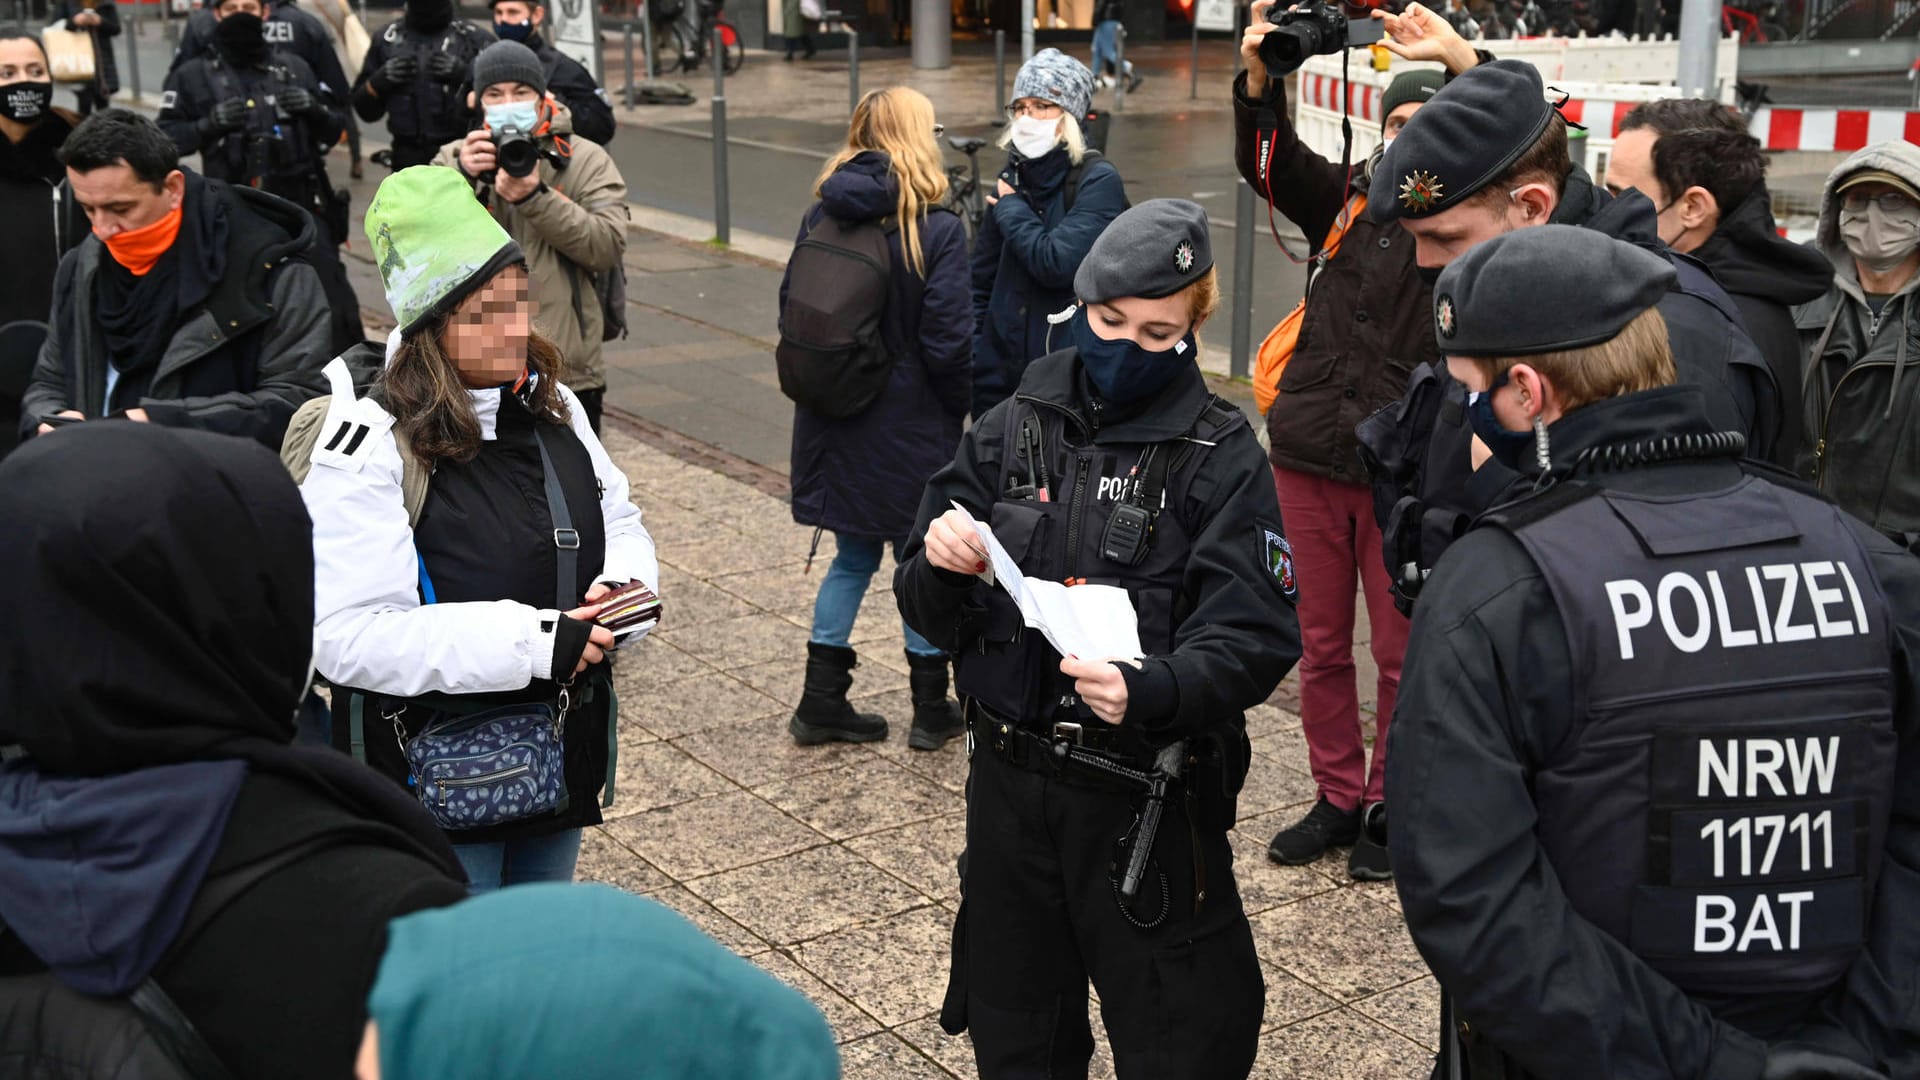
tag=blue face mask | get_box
[484,101,540,135]
[493,18,534,41]
[1071,307,1195,405]
[1464,371,1535,470]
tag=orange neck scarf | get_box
[98,203,183,276]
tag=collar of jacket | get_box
[1518,383,1719,482]
[1014,347,1215,444]
[0,110,75,186]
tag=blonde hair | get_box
[816,87,950,278]
[1465,306,1676,413]
[994,110,1088,165]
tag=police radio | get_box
[1100,445,1168,568]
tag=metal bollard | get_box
[994,29,1005,115]
[624,21,636,107]
[1189,11,1199,100]
[712,22,729,244]
[124,0,141,102]
[1113,25,1126,112]
[642,10,656,80]
[1229,178,1254,380]
[848,23,859,114]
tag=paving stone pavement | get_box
[584,421,1437,1079]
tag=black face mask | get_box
[0,80,51,123]
[213,13,270,67]
[1416,263,1443,288]
[405,0,454,32]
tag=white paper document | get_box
[951,501,1144,661]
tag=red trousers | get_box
[1272,466,1410,810]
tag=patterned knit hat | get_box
[1011,48,1094,123]
[365,166,525,334]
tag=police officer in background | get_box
[1389,224,1919,1079]
[351,0,490,170]
[897,200,1302,1078]
[167,0,351,127]
[485,0,613,145]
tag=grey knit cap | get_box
[473,40,547,96]
[1010,48,1093,124]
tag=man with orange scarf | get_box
[19,109,330,447]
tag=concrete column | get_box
[912,0,951,68]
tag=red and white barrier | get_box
[1298,72,1383,126]
[1747,107,1920,153]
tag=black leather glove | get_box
[426,51,463,84]
[1762,1046,1889,1080]
[278,85,318,115]
[198,97,247,138]
[370,54,418,94]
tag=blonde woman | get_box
[779,86,971,750]
[970,47,1127,419]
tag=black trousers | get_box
[943,735,1265,1079]
[573,387,603,434]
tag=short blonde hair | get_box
[994,111,1087,165]
[1464,306,1676,412]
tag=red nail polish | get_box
[976,560,987,572]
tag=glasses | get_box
[933,123,945,138]
[1005,101,1063,120]
[1842,189,1917,214]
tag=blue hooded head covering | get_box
[367,883,841,1079]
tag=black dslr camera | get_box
[493,122,541,178]
[1258,0,1386,75]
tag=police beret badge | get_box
[1398,169,1445,213]
[1173,240,1195,274]
[1436,294,1457,339]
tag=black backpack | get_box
[776,214,901,419]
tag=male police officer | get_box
[898,201,1302,1078]
[352,0,491,170]
[486,0,613,145]
[1389,224,1919,1079]
[1355,54,1777,609]
[168,0,351,121]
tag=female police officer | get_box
[1389,224,1920,1079]
[895,199,1302,1079]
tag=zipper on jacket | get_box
[1064,454,1090,582]
[1813,356,1898,486]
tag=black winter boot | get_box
[905,651,964,751]
[790,642,889,746]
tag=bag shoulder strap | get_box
[284,359,431,525]
[1062,150,1104,214]
[532,419,580,611]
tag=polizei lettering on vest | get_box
[1603,560,1871,660]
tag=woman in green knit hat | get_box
[299,165,660,892]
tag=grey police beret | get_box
[1074,199,1213,303]
[1433,225,1676,357]
[1010,48,1094,124]
[473,40,548,97]
[1369,60,1555,224]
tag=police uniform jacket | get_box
[896,350,1303,821]
[159,51,343,186]
[168,5,352,108]
[350,16,491,147]
[1389,385,1920,1079]
[523,30,613,146]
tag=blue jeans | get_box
[453,828,583,894]
[811,534,942,657]
[1091,21,1131,79]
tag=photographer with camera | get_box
[159,0,362,354]
[1235,0,1435,881]
[434,40,626,432]
[352,0,490,170]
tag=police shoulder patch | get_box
[159,90,178,110]
[1259,523,1297,603]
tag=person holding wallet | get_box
[297,165,659,893]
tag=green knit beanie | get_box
[365,166,525,334]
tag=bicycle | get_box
[944,134,989,243]
[658,0,745,75]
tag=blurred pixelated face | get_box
[441,264,533,387]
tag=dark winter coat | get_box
[168,4,351,108]
[158,49,343,188]
[1233,69,1439,485]
[1690,185,1833,468]
[48,0,119,96]
[969,142,1127,419]
[351,15,491,147]
[784,152,971,540]
[0,423,469,1080]
[20,172,331,446]
[0,108,87,328]
[525,30,614,146]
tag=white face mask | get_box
[1009,114,1062,160]
[1840,197,1920,275]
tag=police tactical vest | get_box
[952,392,1246,724]
[205,58,314,184]
[379,21,488,144]
[1489,476,1897,998]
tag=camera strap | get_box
[1256,45,1358,267]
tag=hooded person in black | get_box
[352,0,491,170]
[1609,98,1834,467]
[0,422,468,1079]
